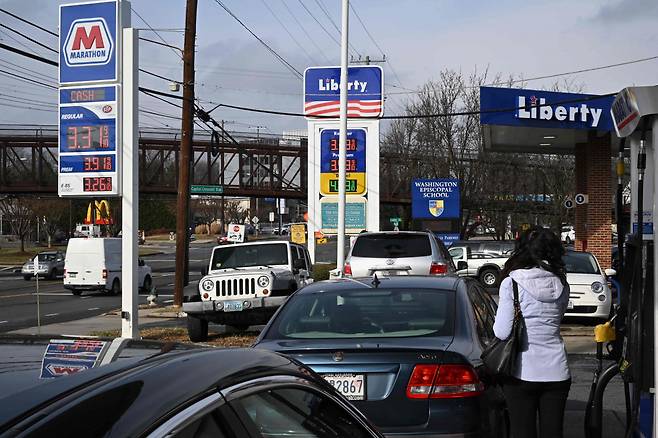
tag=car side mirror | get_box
[293,259,306,270]
[605,268,617,277]
[457,261,468,270]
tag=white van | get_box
[63,238,152,296]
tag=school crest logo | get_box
[428,199,444,217]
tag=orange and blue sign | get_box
[59,1,118,84]
[320,128,366,196]
[412,179,460,219]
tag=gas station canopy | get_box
[480,86,617,154]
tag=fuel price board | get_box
[58,85,120,196]
[319,128,366,196]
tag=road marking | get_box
[167,283,174,286]
[0,293,32,299]
[81,296,91,299]
[44,313,59,317]
[88,307,100,311]
[31,292,70,296]
[0,320,8,324]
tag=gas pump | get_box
[584,85,658,438]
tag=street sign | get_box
[58,85,120,197]
[411,179,461,219]
[389,217,401,224]
[252,216,259,224]
[574,193,589,205]
[290,224,306,244]
[191,185,224,194]
[59,1,119,84]
[304,66,384,118]
[227,224,245,243]
[564,198,574,209]
[319,128,366,196]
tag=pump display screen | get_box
[64,125,111,151]
[319,128,367,196]
[60,155,115,173]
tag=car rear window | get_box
[266,288,454,339]
[351,234,431,258]
[563,252,600,274]
[211,244,288,269]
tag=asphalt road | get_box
[0,241,215,333]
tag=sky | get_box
[0,0,656,135]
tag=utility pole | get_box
[174,0,198,307]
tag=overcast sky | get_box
[0,0,656,135]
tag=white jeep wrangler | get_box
[183,241,313,341]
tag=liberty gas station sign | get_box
[58,1,121,197]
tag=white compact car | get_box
[563,250,614,320]
[63,238,152,296]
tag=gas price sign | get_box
[319,128,366,196]
[58,85,119,196]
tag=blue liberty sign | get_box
[412,179,461,220]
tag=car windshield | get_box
[266,288,454,339]
[351,234,431,258]
[563,252,600,274]
[211,244,288,269]
[37,253,58,262]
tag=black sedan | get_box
[254,275,508,437]
[0,337,382,437]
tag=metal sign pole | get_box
[336,0,349,274]
[121,26,139,339]
[33,255,40,334]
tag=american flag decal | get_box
[304,100,383,117]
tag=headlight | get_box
[201,279,214,292]
[258,276,270,287]
[591,281,604,293]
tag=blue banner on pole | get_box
[479,86,615,131]
[412,179,460,219]
[60,1,118,84]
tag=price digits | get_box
[83,156,113,172]
[329,138,358,151]
[83,177,112,192]
[66,125,110,150]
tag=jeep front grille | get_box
[216,278,257,296]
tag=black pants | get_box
[502,377,571,438]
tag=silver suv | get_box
[344,231,456,277]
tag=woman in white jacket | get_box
[493,227,570,438]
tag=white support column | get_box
[336,0,349,273]
[121,26,139,339]
[652,114,658,438]
[307,121,316,264]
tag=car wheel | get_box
[71,289,82,296]
[480,268,499,287]
[187,316,208,342]
[141,275,152,294]
[23,275,31,281]
[110,279,121,296]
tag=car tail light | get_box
[430,262,448,275]
[431,365,484,398]
[102,269,108,279]
[406,364,483,399]
[343,263,352,276]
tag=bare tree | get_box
[0,197,34,252]
[31,198,69,248]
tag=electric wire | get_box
[211,0,302,78]
[0,102,56,112]
[259,0,317,65]
[0,28,41,57]
[0,23,58,54]
[280,0,331,64]
[296,0,358,59]
[0,68,57,89]
[0,8,57,37]
[0,58,58,82]
[132,6,183,60]
[314,0,361,58]
[0,92,57,108]
[139,36,183,53]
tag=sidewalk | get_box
[8,311,627,437]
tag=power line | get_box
[139,68,181,84]
[0,68,57,89]
[0,41,57,66]
[280,0,331,64]
[139,36,183,53]
[314,0,360,58]
[0,60,58,86]
[0,23,58,54]
[296,0,358,59]
[132,6,183,60]
[211,0,302,78]
[0,101,56,113]
[260,0,317,65]
[0,7,57,37]
[0,92,57,107]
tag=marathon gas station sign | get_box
[480,86,615,131]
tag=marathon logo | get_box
[517,96,603,128]
[63,18,113,67]
[318,78,368,93]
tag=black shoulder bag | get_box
[481,279,525,377]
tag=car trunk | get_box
[65,252,104,285]
[349,255,434,277]
[258,337,453,428]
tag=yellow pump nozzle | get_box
[594,321,616,343]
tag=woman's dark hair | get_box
[500,227,567,285]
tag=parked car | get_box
[21,251,65,280]
[344,231,456,277]
[63,238,152,296]
[0,341,382,438]
[449,246,508,287]
[563,250,615,320]
[183,241,313,341]
[561,225,576,244]
[452,239,516,256]
[255,275,508,437]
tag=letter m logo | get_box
[64,18,113,67]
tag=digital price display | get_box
[58,85,120,197]
[319,128,366,196]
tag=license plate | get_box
[223,300,243,312]
[322,373,365,400]
[69,273,77,278]
[568,300,574,310]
